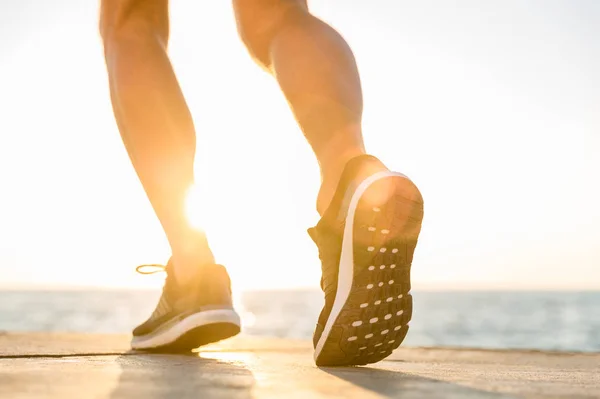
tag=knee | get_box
[233,0,309,68]
[99,0,169,51]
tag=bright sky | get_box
[0,1,599,291]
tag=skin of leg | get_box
[233,0,386,214]
[100,0,214,283]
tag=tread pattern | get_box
[316,176,423,366]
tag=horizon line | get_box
[1,282,599,292]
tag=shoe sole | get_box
[131,309,241,352]
[314,171,424,367]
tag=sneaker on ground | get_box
[310,155,424,367]
[131,261,241,352]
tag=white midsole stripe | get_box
[314,171,408,361]
[131,309,241,350]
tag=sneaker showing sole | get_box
[131,308,241,352]
[314,171,424,367]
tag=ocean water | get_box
[0,289,598,353]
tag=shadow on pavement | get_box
[109,352,255,399]
[321,366,517,399]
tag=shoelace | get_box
[135,264,167,275]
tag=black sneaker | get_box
[131,261,241,352]
[310,155,424,366]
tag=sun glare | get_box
[185,184,207,231]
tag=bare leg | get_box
[100,0,213,282]
[233,0,383,214]
[234,2,423,368]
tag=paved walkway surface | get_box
[1,332,598,398]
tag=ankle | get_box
[316,154,388,215]
[170,234,215,285]
[172,253,215,286]
[317,157,357,215]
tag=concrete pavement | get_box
[1,332,598,398]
